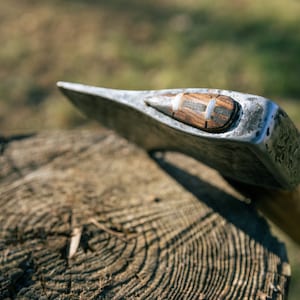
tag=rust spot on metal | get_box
[145,93,239,132]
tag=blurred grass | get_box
[1,0,300,133]
[0,0,299,298]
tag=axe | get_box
[57,81,300,244]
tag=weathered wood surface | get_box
[0,131,290,299]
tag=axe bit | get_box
[57,81,300,243]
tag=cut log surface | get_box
[0,130,290,299]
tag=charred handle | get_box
[228,179,300,244]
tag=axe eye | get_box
[145,93,240,133]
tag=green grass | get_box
[0,0,299,298]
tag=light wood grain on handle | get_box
[255,186,300,244]
[227,180,300,244]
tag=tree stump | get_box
[0,130,290,299]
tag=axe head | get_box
[57,81,300,190]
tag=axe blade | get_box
[57,81,300,190]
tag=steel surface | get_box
[57,82,300,190]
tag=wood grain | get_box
[0,131,289,299]
[147,93,238,132]
[177,93,237,131]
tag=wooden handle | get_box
[145,92,239,132]
[227,179,300,244]
[254,186,300,244]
